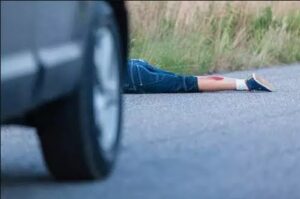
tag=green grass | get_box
[129,5,300,75]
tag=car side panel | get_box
[1,1,127,122]
[1,2,39,121]
[33,1,87,104]
[1,1,36,55]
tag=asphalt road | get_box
[1,64,300,199]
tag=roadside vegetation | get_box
[127,1,300,75]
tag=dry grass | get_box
[127,1,300,75]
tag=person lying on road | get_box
[123,59,274,93]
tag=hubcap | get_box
[93,26,120,157]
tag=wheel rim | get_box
[93,26,120,158]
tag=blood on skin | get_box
[206,76,224,81]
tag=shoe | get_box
[246,73,274,92]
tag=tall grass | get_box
[127,1,300,75]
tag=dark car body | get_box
[1,1,128,122]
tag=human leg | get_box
[138,59,273,92]
[124,59,274,93]
[196,75,237,91]
[197,74,274,92]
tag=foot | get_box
[246,73,274,92]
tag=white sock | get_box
[235,79,248,90]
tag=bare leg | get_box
[197,75,243,92]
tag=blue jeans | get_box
[123,59,199,93]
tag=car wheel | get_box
[31,2,125,180]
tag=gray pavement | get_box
[1,64,300,199]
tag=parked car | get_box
[1,1,128,181]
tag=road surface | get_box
[1,64,300,199]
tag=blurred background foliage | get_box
[127,1,300,75]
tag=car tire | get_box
[31,2,125,181]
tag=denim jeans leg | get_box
[124,59,199,93]
[140,73,199,93]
